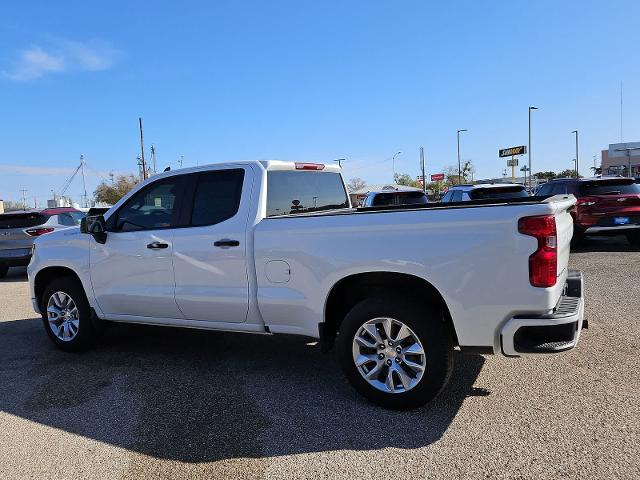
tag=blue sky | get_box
[1,0,640,205]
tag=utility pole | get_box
[457,130,467,184]
[419,146,426,194]
[150,144,157,175]
[333,158,345,168]
[20,189,28,210]
[109,172,114,185]
[80,154,88,207]
[138,117,147,180]
[571,131,579,178]
[392,151,401,180]
[179,155,184,168]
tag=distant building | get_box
[601,142,640,176]
[0,200,4,214]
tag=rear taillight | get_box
[576,196,598,207]
[25,227,54,237]
[518,215,557,288]
[295,162,325,170]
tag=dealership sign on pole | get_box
[499,146,527,158]
[499,145,527,182]
[430,173,445,182]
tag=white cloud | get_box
[4,47,65,81]
[3,38,118,82]
[0,164,117,178]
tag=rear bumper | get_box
[585,225,640,234]
[500,270,585,357]
[0,248,32,267]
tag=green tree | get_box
[556,169,582,179]
[393,172,421,188]
[534,171,556,180]
[94,174,139,205]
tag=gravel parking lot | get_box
[1,236,639,480]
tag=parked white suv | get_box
[28,161,585,409]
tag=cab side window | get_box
[451,190,463,202]
[114,177,184,232]
[190,169,245,227]
[441,191,453,202]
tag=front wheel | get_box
[41,277,97,351]
[337,295,454,410]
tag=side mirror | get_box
[87,215,108,244]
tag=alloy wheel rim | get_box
[47,291,80,342]
[352,317,426,394]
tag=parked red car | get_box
[535,177,640,245]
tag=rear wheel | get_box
[626,231,640,246]
[337,295,454,410]
[0,266,8,279]
[41,277,97,351]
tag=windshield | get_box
[469,186,529,200]
[579,179,640,196]
[266,171,349,216]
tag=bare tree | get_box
[347,177,367,193]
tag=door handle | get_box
[214,239,240,248]
[147,241,169,249]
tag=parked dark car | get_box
[0,207,85,278]
[440,184,529,202]
[361,189,428,207]
[535,177,640,245]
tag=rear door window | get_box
[0,213,48,229]
[551,183,568,195]
[469,186,529,200]
[397,192,428,205]
[535,184,553,196]
[579,179,640,195]
[267,171,349,216]
[190,169,245,226]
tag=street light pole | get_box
[334,158,346,168]
[457,129,467,184]
[571,130,579,178]
[528,106,538,190]
[392,151,401,180]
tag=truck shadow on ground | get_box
[0,316,487,462]
[571,235,640,253]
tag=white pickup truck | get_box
[28,161,585,409]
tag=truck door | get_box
[171,167,251,323]
[90,175,187,319]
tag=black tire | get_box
[0,266,8,279]
[41,276,97,351]
[626,231,640,246]
[336,295,454,410]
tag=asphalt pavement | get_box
[0,235,638,479]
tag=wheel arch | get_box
[321,271,458,352]
[34,266,84,311]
